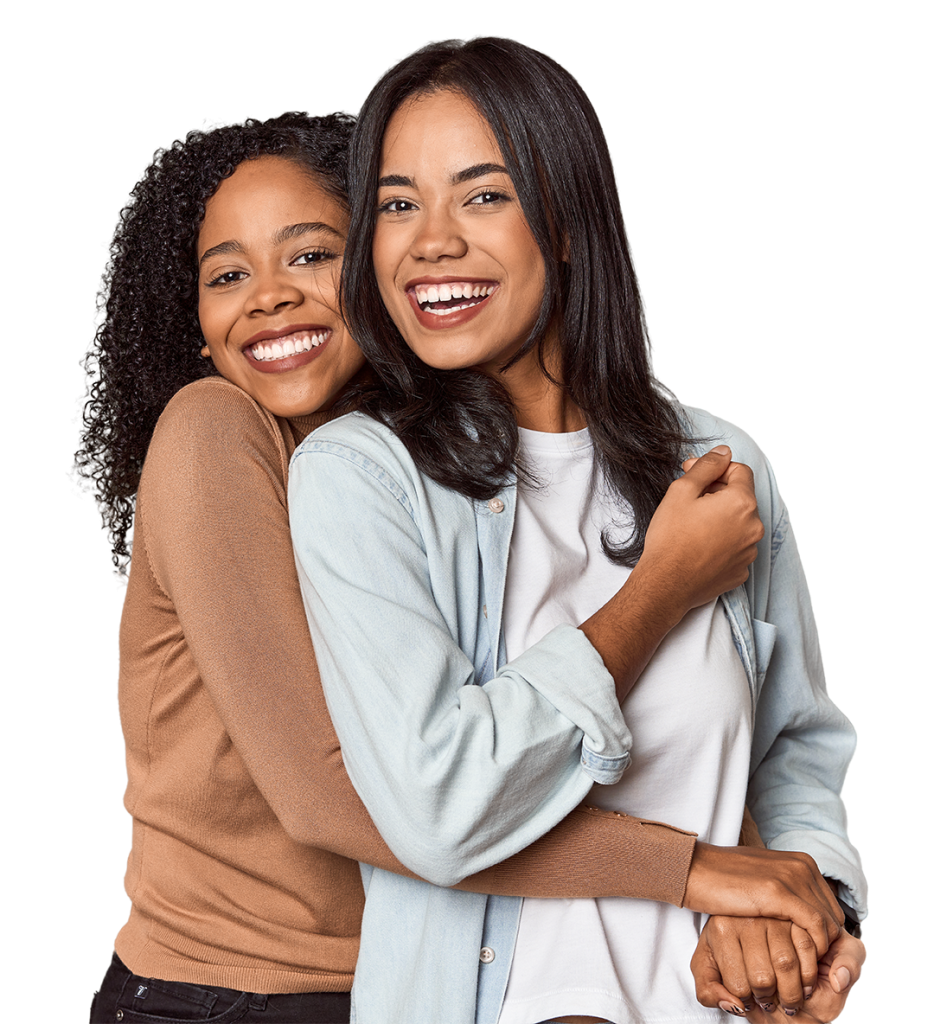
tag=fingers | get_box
[695,927,865,1024]
[789,924,820,998]
[697,919,757,1014]
[702,918,808,1016]
[679,445,733,494]
[763,921,808,1013]
[690,932,751,1017]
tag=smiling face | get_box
[373,90,552,393]
[197,156,365,419]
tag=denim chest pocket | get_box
[752,618,778,690]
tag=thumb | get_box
[681,445,732,493]
[826,933,865,993]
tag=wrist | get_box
[824,876,862,938]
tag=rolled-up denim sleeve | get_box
[288,426,630,887]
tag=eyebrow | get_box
[377,163,510,190]
[198,222,343,266]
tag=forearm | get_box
[456,804,695,902]
[579,554,686,702]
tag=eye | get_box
[205,269,247,288]
[292,248,338,266]
[468,190,510,206]
[377,198,418,214]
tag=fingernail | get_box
[712,444,730,455]
[758,1001,775,1012]
[718,1001,745,1016]
[783,1010,797,1017]
[803,986,813,999]
[835,966,851,990]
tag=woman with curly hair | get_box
[79,108,851,1024]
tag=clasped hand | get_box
[692,917,865,1020]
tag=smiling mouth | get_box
[247,329,330,362]
[410,281,497,317]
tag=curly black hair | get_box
[76,111,355,571]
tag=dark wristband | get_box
[825,876,862,938]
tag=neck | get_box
[513,382,586,432]
[499,337,586,433]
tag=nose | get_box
[245,266,304,315]
[409,205,468,262]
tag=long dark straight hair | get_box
[343,37,690,565]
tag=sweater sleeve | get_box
[139,380,695,905]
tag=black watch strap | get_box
[825,876,862,938]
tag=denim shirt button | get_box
[488,498,505,513]
[479,946,495,963]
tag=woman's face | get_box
[373,89,549,383]
[198,155,365,419]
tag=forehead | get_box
[199,156,345,253]
[380,90,504,174]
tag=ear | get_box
[200,343,211,358]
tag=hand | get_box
[692,920,864,1021]
[684,844,844,958]
[640,446,764,620]
[681,452,736,492]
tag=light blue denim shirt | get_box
[289,406,866,1024]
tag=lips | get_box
[242,325,332,372]
[405,279,498,329]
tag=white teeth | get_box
[430,302,478,317]
[413,282,493,307]
[250,330,327,362]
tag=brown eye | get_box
[206,270,247,288]
[378,198,417,214]
[293,249,336,266]
[469,191,508,206]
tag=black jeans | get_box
[90,953,351,1023]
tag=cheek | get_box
[372,230,398,297]
[197,292,229,345]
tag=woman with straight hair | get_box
[79,109,841,1024]
[289,38,866,1023]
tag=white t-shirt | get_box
[498,427,752,1024]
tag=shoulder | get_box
[292,412,420,490]
[298,410,404,458]
[677,404,784,524]
[671,401,774,477]
[290,412,473,524]
[154,377,279,446]
[144,378,289,495]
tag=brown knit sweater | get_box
[114,377,702,994]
